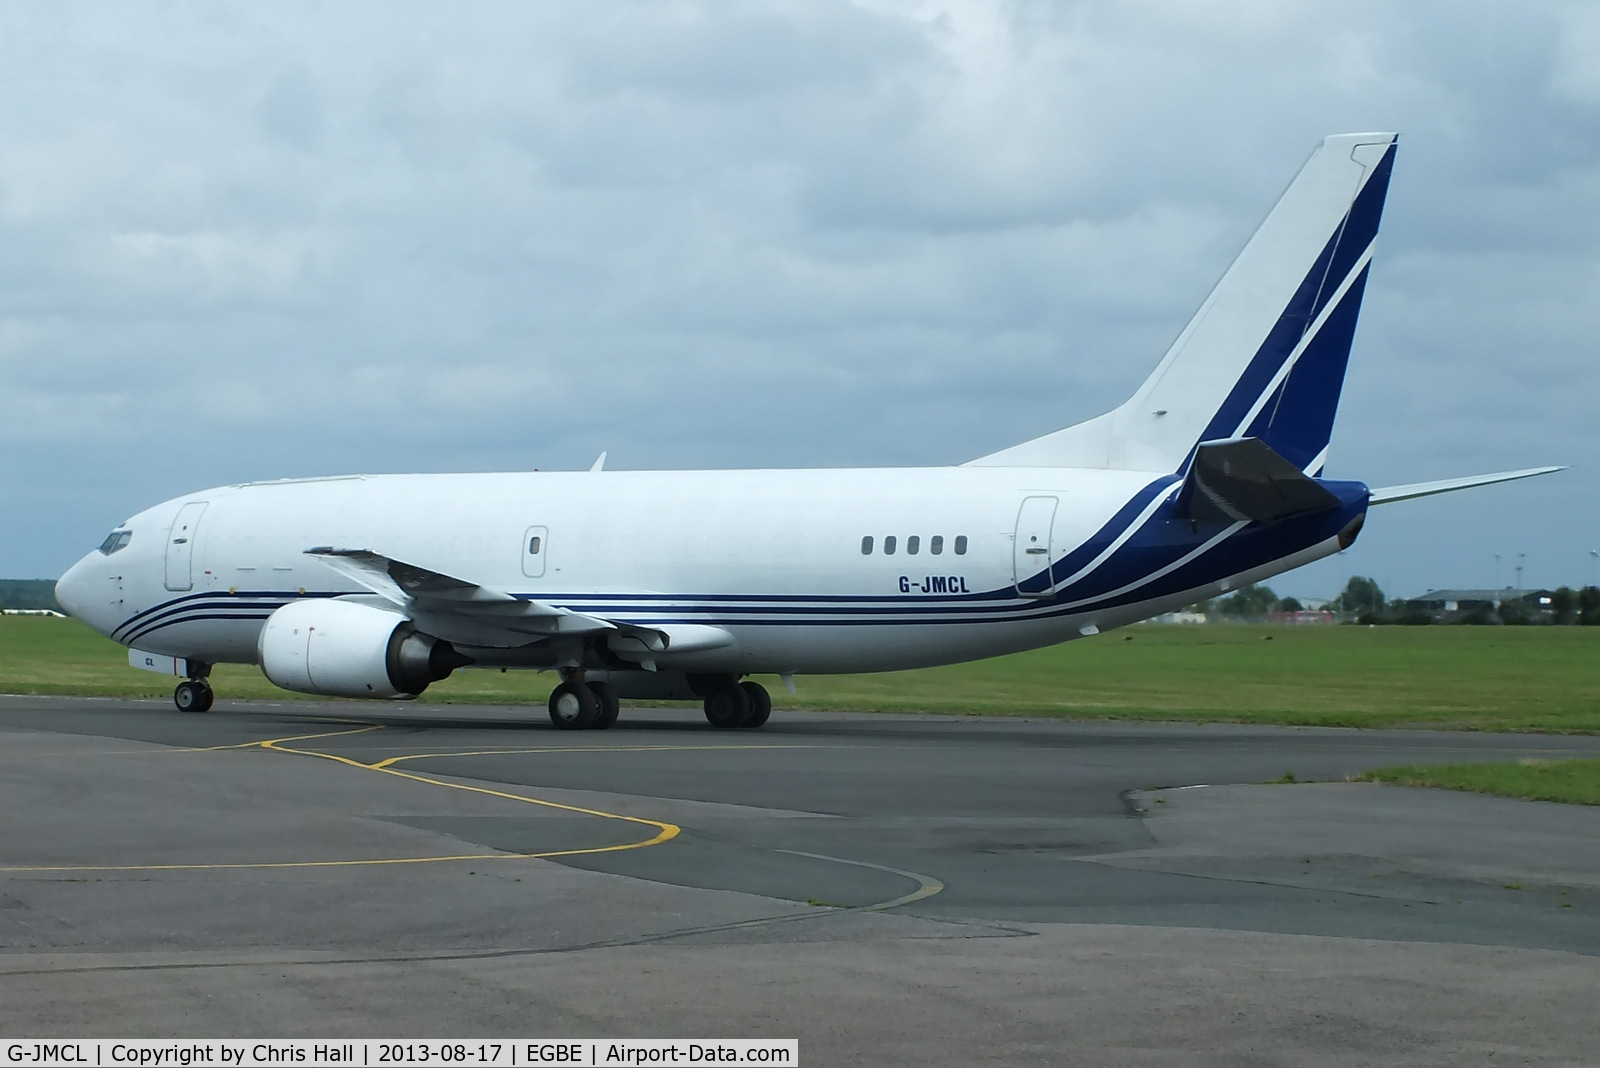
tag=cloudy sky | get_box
[3,1,1597,599]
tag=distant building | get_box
[1,608,65,617]
[1266,609,1336,624]
[1398,588,1552,624]
[1146,610,1208,624]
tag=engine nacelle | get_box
[258,599,468,699]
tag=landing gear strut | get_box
[704,679,771,730]
[174,678,214,713]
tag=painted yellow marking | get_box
[6,721,944,919]
[262,733,679,849]
[38,721,385,757]
[6,853,523,874]
[366,743,820,770]
[1,724,679,873]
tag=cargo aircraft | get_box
[56,133,1559,729]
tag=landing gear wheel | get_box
[589,682,620,730]
[548,681,600,730]
[174,679,214,713]
[704,684,752,729]
[739,681,771,729]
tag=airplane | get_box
[55,132,1560,729]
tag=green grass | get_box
[1360,759,1600,805]
[3,616,1598,731]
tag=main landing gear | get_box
[546,673,773,730]
[547,676,620,731]
[703,679,771,730]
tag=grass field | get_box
[1361,760,1600,805]
[3,615,1598,732]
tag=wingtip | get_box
[1369,464,1566,506]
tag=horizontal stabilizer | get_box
[1369,466,1565,505]
[1177,438,1341,523]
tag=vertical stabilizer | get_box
[968,133,1397,474]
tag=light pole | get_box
[1590,549,1597,590]
[1515,552,1525,591]
[1494,553,1501,593]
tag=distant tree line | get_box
[0,579,63,613]
[1191,584,1307,620]
[1194,577,1600,625]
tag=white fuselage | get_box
[57,465,1353,680]
[55,134,1404,697]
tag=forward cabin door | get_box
[1012,495,1059,598]
[164,501,209,592]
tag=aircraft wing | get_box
[304,548,730,660]
[1368,466,1565,505]
[306,547,618,646]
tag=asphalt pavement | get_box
[2,695,1598,1064]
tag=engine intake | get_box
[258,599,469,699]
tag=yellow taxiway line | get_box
[366,742,820,769]
[1,724,679,874]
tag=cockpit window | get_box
[98,530,132,555]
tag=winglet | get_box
[1369,466,1565,505]
[590,452,607,473]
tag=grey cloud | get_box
[1,0,1596,595]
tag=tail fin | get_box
[968,133,1397,474]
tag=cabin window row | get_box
[861,534,967,557]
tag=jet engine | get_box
[258,599,469,698]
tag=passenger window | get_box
[528,535,542,555]
[930,535,944,555]
[861,536,873,555]
[954,535,968,555]
[906,535,920,555]
[884,535,897,555]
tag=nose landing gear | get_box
[173,661,214,712]
[174,678,214,713]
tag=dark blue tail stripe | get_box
[1187,140,1394,471]
[1249,264,1372,470]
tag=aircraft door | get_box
[521,525,549,579]
[1012,495,1059,598]
[164,501,209,592]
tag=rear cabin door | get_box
[521,525,549,579]
[164,501,209,592]
[1012,496,1059,598]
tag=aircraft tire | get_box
[738,681,771,729]
[549,681,600,730]
[589,682,620,730]
[174,680,213,713]
[704,684,752,729]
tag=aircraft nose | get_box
[55,555,101,627]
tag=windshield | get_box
[98,530,132,555]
